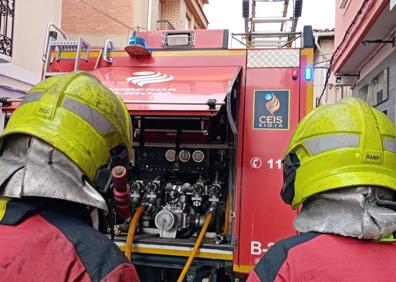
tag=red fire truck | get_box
[0,24,314,281]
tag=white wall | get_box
[314,36,352,105]
[0,0,62,90]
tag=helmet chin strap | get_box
[375,188,396,211]
[280,152,300,205]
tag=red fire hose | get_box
[111,166,146,261]
[111,166,132,220]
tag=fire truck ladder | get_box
[236,0,303,48]
[42,22,91,78]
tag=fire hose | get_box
[125,205,145,261]
[111,166,146,261]
[111,166,132,220]
[111,165,214,270]
[177,211,213,282]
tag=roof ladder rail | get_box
[238,0,302,48]
[251,17,293,24]
[42,22,91,79]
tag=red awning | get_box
[90,66,241,116]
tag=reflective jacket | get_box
[247,232,396,282]
[0,198,140,282]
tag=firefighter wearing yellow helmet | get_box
[248,98,396,282]
[0,73,139,281]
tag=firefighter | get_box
[0,73,140,281]
[248,98,396,281]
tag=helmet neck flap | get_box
[294,186,396,240]
[0,135,108,211]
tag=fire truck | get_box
[0,22,314,281]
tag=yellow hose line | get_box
[125,206,145,261]
[177,212,213,282]
[224,195,231,235]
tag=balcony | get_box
[0,0,14,63]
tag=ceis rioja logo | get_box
[253,90,290,130]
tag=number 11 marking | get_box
[267,159,282,170]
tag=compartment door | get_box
[236,49,301,270]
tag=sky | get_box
[204,0,335,47]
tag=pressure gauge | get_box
[165,149,176,162]
[192,150,205,163]
[178,150,191,163]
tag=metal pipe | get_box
[42,22,67,62]
[252,41,286,46]
[231,35,249,48]
[94,49,103,70]
[251,17,292,24]
[252,40,287,47]
[314,36,322,53]
[281,34,302,48]
[280,0,289,32]
[147,0,153,30]
[233,32,301,38]
[103,39,115,63]
[313,32,335,37]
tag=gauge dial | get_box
[192,150,205,163]
[165,149,177,162]
[178,150,191,163]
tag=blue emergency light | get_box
[304,65,313,81]
[125,35,152,57]
[129,36,147,48]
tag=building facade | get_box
[62,0,209,48]
[0,0,62,93]
[313,29,353,105]
[333,0,396,121]
[0,0,63,133]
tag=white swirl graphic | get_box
[126,71,174,86]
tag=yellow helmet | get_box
[0,72,132,186]
[281,98,396,209]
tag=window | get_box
[0,0,15,58]
[358,85,369,102]
[358,68,389,107]
[368,68,389,106]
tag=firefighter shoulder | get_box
[0,72,139,282]
[248,98,396,282]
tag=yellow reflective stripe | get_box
[233,264,254,273]
[49,50,246,59]
[301,48,314,114]
[62,97,116,135]
[118,244,233,261]
[0,197,11,221]
[20,92,45,105]
[384,137,396,154]
[303,133,360,155]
